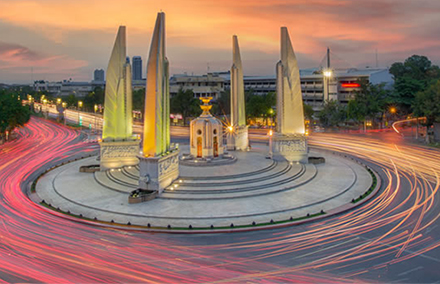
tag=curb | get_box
[28,149,382,234]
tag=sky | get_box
[0,0,440,84]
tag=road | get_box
[0,117,439,282]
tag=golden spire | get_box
[200,97,213,115]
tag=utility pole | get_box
[375,49,379,68]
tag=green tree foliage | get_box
[304,104,314,120]
[347,81,389,123]
[83,87,104,111]
[246,92,276,120]
[317,100,346,127]
[170,88,201,124]
[216,89,230,116]
[132,88,145,114]
[0,90,30,139]
[413,80,440,127]
[390,55,440,113]
[64,94,78,108]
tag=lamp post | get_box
[268,108,274,127]
[268,129,274,159]
[43,99,48,118]
[57,98,61,105]
[227,125,234,151]
[62,102,67,126]
[94,104,98,132]
[323,70,332,102]
[78,101,83,130]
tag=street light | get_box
[43,99,48,118]
[268,108,274,127]
[323,69,333,102]
[78,101,83,129]
[268,129,273,159]
[323,70,332,78]
[94,104,98,132]
[57,98,61,104]
[62,102,67,126]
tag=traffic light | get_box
[79,116,83,126]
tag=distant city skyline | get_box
[1,0,440,84]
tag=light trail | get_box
[0,118,439,282]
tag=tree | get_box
[304,104,314,120]
[390,55,440,113]
[132,88,145,114]
[318,100,346,127]
[170,88,200,124]
[245,92,276,124]
[216,90,230,116]
[64,94,78,108]
[347,80,389,124]
[83,87,104,111]
[413,79,440,128]
[0,90,30,141]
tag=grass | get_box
[40,198,327,231]
[352,168,378,203]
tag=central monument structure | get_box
[100,26,139,171]
[227,35,249,151]
[138,12,179,194]
[273,27,308,163]
[190,97,224,159]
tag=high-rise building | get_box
[93,69,105,82]
[126,56,130,64]
[132,56,143,80]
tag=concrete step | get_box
[160,164,318,200]
[172,164,306,193]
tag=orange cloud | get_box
[1,0,440,82]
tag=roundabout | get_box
[34,144,377,231]
[1,118,440,282]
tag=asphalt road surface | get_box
[0,117,439,283]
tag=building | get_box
[33,80,105,97]
[169,73,225,99]
[93,69,105,82]
[220,67,393,110]
[60,80,95,97]
[132,56,143,81]
[33,80,62,96]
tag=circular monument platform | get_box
[33,144,377,231]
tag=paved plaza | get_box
[35,145,373,228]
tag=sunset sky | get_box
[1,0,439,83]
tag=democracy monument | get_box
[32,12,378,232]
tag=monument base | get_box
[138,150,180,194]
[273,134,308,163]
[99,140,140,171]
[227,126,249,151]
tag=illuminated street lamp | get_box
[94,104,98,131]
[57,98,61,104]
[43,99,48,118]
[268,129,273,159]
[323,70,332,78]
[389,106,397,114]
[61,102,67,126]
[268,108,274,127]
[323,69,333,102]
[78,101,83,129]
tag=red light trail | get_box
[0,117,439,282]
